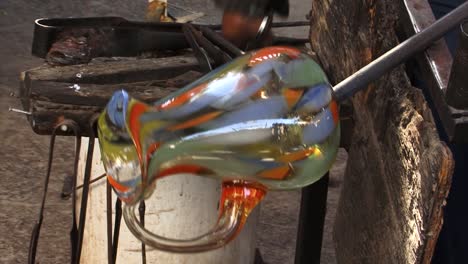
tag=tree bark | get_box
[308,1,454,263]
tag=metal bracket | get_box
[398,0,468,143]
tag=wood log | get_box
[308,0,454,263]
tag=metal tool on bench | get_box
[32,16,309,65]
[32,17,189,59]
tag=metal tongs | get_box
[32,17,190,58]
[32,16,309,60]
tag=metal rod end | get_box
[8,107,32,115]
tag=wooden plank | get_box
[19,56,203,136]
[308,0,454,263]
[29,82,179,106]
[19,55,199,111]
[27,69,203,107]
[23,55,199,84]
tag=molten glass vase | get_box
[97,46,340,253]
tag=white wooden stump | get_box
[75,138,259,264]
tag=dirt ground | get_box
[0,1,347,263]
